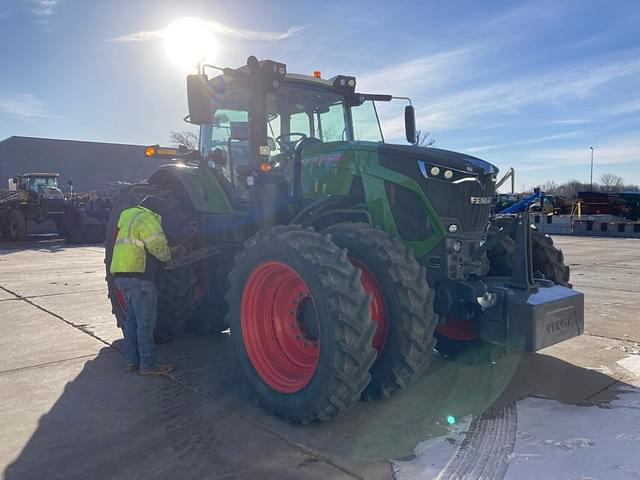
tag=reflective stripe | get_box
[142,232,165,244]
[115,238,144,247]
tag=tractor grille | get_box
[421,174,496,232]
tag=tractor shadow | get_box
[150,333,632,460]
[4,334,631,479]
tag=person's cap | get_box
[138,195,168,215]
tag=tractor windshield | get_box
[351,100,384,142]
[266,84,348,145]
[27,176,58,194]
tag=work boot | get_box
[139,364,174,375]
[123,364,139,373]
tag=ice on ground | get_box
[392,386,640,480]
[391,416,471,480]
[617,355,640,377]
[507,393,640,480]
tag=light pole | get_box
[590,146,594,191]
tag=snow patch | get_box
[391,416,472,480]
[617,355,640,377]
[393,388,640,480]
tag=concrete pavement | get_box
[0,235,639,479]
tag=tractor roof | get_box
[21,172,60,177]
[209,60,355,98]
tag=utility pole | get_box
[590,146,594,192]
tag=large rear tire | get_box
[8,209,27,241]
[530,229,570,286]
[226,225,376,423]
[325,223,438,399]
[104,184,198,343]
[486,227,571,285]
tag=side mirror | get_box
[405,105,417,144]
[186,74,213,124]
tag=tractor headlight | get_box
[418,161,481,186]
[453,240,462,252]
[448,224,458,233]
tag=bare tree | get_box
[539,180,559,195]
[415,130,435,147]
[599,173,624,192]
[169,131,199,150]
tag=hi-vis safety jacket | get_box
[110,206,171,275]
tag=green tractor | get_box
[105,56,584,423]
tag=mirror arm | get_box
[392,96,413,106]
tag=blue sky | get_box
[0,0,639,189]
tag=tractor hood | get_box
[377,144,498,234]
[40,186,65,200]
[378,144,498,177]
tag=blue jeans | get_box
[114,277,158,370]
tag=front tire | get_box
[8,209,27,241]
[226,225,376,423]
[325,223,438,399]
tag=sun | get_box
[162,18,218,72]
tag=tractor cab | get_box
[19,173,61,197]
[191,58,415,207]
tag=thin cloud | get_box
[0,10,10,19]
[108,20,305,43]
[357,48,475,93]
[516,136,640,172]
[551,119,593,125]
[24,0,58,19]
[599,99,640,117]
[466,131,583,153]
[415,55,640,130]
[550,99,640,126]
[0,93,57,119]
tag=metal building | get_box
[0,136,163,192]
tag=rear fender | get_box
[148,164,233,214]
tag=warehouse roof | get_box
[0,136,164,191]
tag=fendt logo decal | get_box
[470,196,492,205]
[546,317,571,334]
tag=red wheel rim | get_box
[240,261,320,393]
[350,258,388,351]
[437,316,477,341]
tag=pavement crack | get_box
[584,333,640,344]
[162,374,368,480]
[583,379,621,404]
[22,289,105,300]
[0,284,112,348]
[0,351,116,376]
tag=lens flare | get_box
[447,415,456,425]
[162,18,217,71]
